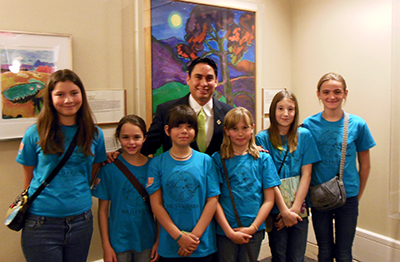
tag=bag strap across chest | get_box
[113,158,152,215]
[339,112,349,181]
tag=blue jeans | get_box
[117,248,152,262]
[268,214,309,262]
[216,230,264,262]
[311,196,359,262]
[21,210,93,262]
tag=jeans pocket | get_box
[24,217,40,229]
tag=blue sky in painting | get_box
[151,0,255,62]
[0,49,53,65]
[151,0,194,40]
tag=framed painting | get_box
[0,30,72,140]
[146,0,256,124]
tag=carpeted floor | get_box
[260,257,317,262]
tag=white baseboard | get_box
[306,219,400,262]
[352,228,400,261]
[259,220,400,262]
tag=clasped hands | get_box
[275,208,302,231]
[177,231,200,257]
[226,226,256,245]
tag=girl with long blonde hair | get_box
[213,107,280,262]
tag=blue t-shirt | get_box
[92,156,156,253]
[146,150,220,258]
[303,112,376,197]
[256,128,321,214]
[212,151,281,235]
[16,124,107,217]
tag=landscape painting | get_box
[1,49,55,119]
[150,0,256,118]
[0,31,72,139]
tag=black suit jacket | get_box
[143,93,233,156]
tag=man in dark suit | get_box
[144,57,233,156]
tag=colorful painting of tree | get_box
[150,0,256,118]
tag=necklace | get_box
[233,149,248,155]
[170,149,193,160]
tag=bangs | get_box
[166,105,198,135]
[168,112,197,129]
[224,109,253,129]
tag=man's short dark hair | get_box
[187,57,218,78]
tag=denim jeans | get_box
[216,230,264,262]
[21,210,93,262]
[117,248,152,262]
[268,214,309,262]
[311,196,359,262]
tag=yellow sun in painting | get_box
[168,12,183,29]
[171,14,181,27]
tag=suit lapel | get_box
[213,97,224,131]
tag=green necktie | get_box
[197,108,207,152]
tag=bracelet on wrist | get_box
[175,233,183,242]
[251,223,258,231]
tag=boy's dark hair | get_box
[166,105,198,138]
[187,57,218,78]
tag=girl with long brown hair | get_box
[16,69,107,262]
[256,90,320,261]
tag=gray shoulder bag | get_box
[309,112,348,211]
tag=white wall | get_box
[290,0,399,242]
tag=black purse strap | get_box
[277,148,289,175]
[221,156,254,262]
[113,158,152,215]
[27,127,80,204]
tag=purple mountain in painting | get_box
[1,64,33,71]
[159,37,181,55]
[153,36,252,88]
[1,60,54,72]
[152,37,187,90]
[33,60,54,68]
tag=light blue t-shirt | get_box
[92,156,156,253]
[303,112,376,197]
[16,124,107,217]
[212,151,281,235]
[146,150,220,258]
[256,128,321,214]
